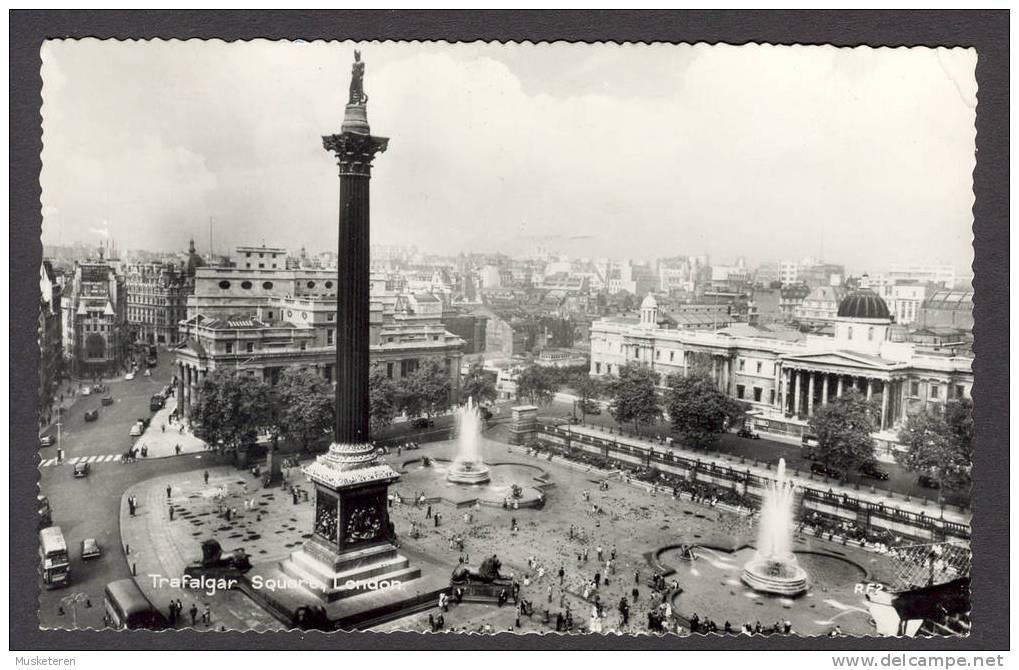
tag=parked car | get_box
[918,474,941,490]
[737,427,761,440]
[149,395,165,412]
[858,462,890,481]
[129,422,144,437]
[101,397,115,407]
[810,462,842,479]
[73,461,91,478]
[124,372,135,381]
[411,417,434,429]
[81,537,102,560]
[39,435,55,448]
[84,409,100,422]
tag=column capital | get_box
[322,132,390,177]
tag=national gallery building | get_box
[589,290,973,453]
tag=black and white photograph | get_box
[19,23,998,650]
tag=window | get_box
[847,326,853,340]
[738,359,745,371]
[258,263,265,269]
[753,387,762,402]
[327,314,334,321]
[955,385,965,399]
[267,311,273,320]
[246,252,251,258]
[262,281,274,290]
[868,327,874,341]
[433,335,439,341]
[595,362,602,374]
[756,361,762,374]
[669,351,675,362]
[241,281,252,290]
[386,362,394,378]
[327,330,334,345]
[325,281,333,289]
[307,281,316,289]
[736,385,745,399]
[225,342,233,354]
[911,381,920,396]
[246,342,253,353]
[218,280,231,290]
[259,253,264,259]
[655,350,660,360]
[769,389,776,405]
[300,341,307,351]
[930,384,939,399]
[245,263,251,269]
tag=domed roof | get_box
[640,293,658,310]
[837,288,891,320]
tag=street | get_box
[36,348,231,629]
[41,353,174,461]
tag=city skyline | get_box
[41,41,976,276]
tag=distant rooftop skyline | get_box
[41,41,976,277]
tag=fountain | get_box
[446,398,491,485]
[741,458,809,595]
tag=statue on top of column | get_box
[348,49,367,105]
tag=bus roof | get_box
[39,526,67,553]
[105,579,156,616]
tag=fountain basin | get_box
[740,558,809,596]
[446,462,492,485]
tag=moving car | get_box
[737,427,761,439]
[81,537,102,560]
[84,409,100,422]
[810,462,842,479]
[918,474,941,490]
[101,396,115,406]
[149,395,165,411]
[39,435,55,448]
[124,372,135,381]
[858,462,890,481]
[411,417,434,429]
[105,579,169,630]
[129,422,144,437]
[81,386,92,396]
[73,461,91,478]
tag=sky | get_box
[40,40,977,276]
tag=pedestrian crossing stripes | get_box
[39,453,123,468]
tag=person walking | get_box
[189,603,198,626]
[203,470,209,485]
[166,485,172,499]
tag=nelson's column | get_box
[246,51,436,630]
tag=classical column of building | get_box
[791,369,800,416]
[821,373,829,407]
[806,371,815,416]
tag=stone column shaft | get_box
[807,371,815,416]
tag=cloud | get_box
[39,41,976,275]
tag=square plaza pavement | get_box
[122,432,902,636]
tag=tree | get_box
[896,398,973,498]
[368,364,399,434]
[606,362,662,434]
[461,364,497,405]
[191,369,272,451]
[274,368,334,451]
[665,373,747,450]
[807,390,877,478]
[398,358,451,418]
[515,364,559,407]
[573,374,605,424]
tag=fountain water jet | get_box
[446,398,491,485]
[741,458,809,596]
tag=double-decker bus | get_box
[39,526,70,589]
